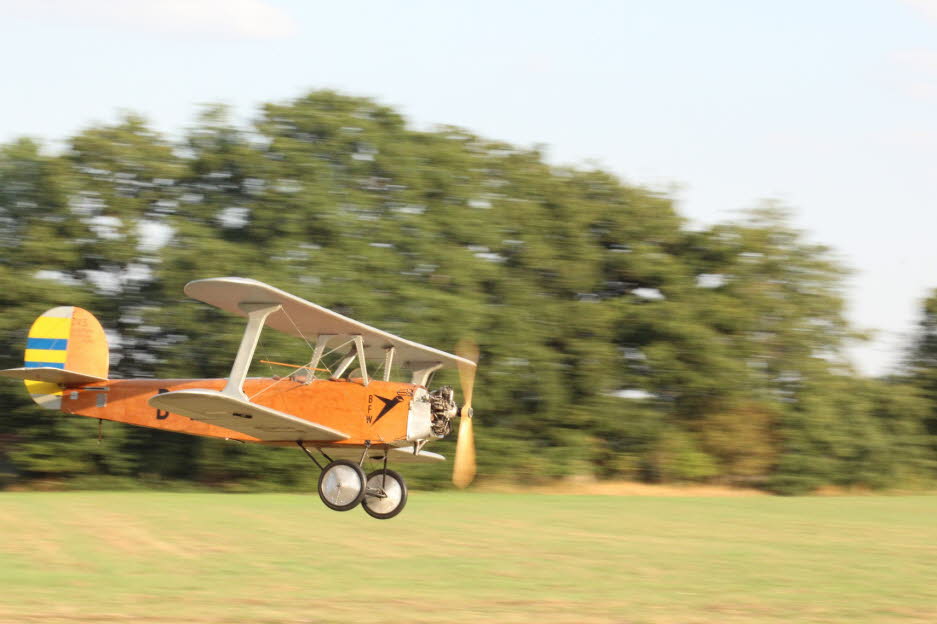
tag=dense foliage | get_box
[0,91,934,493]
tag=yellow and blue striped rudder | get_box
[24,306,109,409]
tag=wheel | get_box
[317,460,366,511]
[361,469,408,520]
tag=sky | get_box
[1,0,936,376]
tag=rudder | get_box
[24,306,109,409]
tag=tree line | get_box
[0,90,935,493]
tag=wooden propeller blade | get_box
[452,406,476,489]
[455,338,478,409]
[453,338,479,488]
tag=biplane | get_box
[0,277,478,519]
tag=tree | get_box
[1,90,930,492]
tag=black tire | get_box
[317,459,367,511]
[361,469,408,520]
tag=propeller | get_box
[452,338,479,489]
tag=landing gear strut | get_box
[298,442,408,519]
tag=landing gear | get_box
[298,442,409,518]
[362,469,408,520]
[317,459,366,511]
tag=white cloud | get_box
[904,0,937,24]
[894,49,937,71]
[892,49,937,101]
[5,0,298,40]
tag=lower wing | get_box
[148,388,349,442]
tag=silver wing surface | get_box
[184,277,474,372]
[148,389,350,441]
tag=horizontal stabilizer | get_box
[148,388,350,442]
[0,367,107,386]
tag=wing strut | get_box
[306,334,334,378]
[222,303,281,400]
[409,361,443,386]
[328,335,370,385]
[383,346,395,381]
[353,335,369,385]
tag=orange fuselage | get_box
[61,377,421,449]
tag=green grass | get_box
[1,492,936,623]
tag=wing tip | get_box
[184,276,265,297]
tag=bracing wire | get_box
[320,338,354,360]
[249,373,291,400]
[250,306,319,399]
[281,306,316,353]
[249,340,355,399]
[248,303,361,397]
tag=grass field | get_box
[1,492,936,623]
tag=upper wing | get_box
[0,366,107,386]
[184,277,474,371]
[148,389,350,442]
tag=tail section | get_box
[1,307,109,409]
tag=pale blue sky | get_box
[2,0,936,375]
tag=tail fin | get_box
[0,306,109,409]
